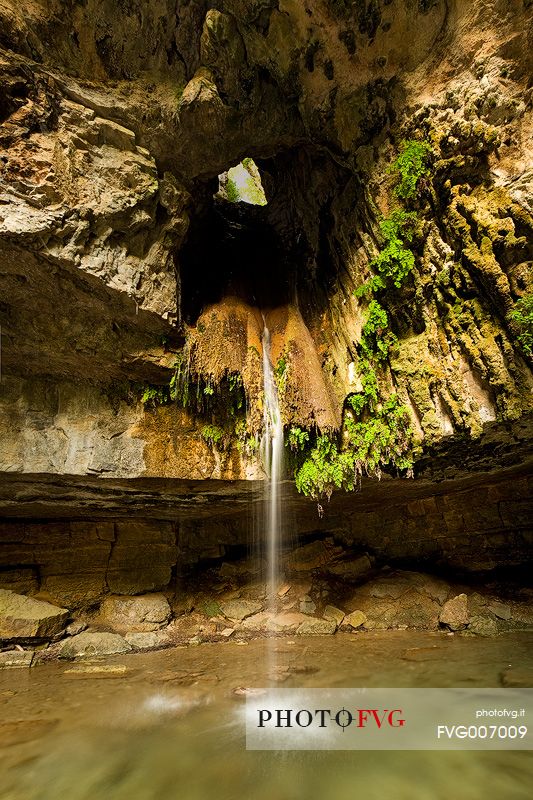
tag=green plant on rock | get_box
[141,385,169,408]
[294,435,354,500]
[509,293,533,357]
[344,394,414,478]
[287,425,310,452]
[390,139,432,200]
[370,211,417,290]
[274,353,289,395]
[201,424,226,449]
[360,300,398,362]
[346,359,378,415]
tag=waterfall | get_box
[260,323,284,602]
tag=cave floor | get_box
[1,631,532,800]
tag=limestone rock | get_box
[125,631,171,650]
[325,556,373,582]
[323,605,345,626]
[344,610,367,630]
[0,650,34,668]
[296,618,337,636]
[0,568,39,595]
[220,599,262,621]
[284,540,342,573]
[468,615,499,636]
[488,602,511,621]
[299,596,317,615]
[439,594,469,631]
[241,611,308,632]
[0,590,69,640]
[100,593,171,633]
[59,631,132,659]
[63,664,130,678]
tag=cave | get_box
[0,0,532,795]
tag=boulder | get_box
[325,556,372,582]
[344,610,367,629]
[241,611,308,632]
[323,605,345,626]
[284,540,342,572]
[59,631,132,658]
[468,615,499,636]
[299,596,316,614]
[487,602,511,621]
[0,589,69,640]
[296,618,337,635]
[439,594,469,630]
[220,599,262,621]
[100,593,171,632]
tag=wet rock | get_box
[346,580,441,630]
[0,590,69,640]
[299,596,316,614]
[487,602,511,621]
[323,605,345,626]
[219,599,262,621]
[296,618,337,635]
[277,583,291,597]
[439,594,469,630]
[468,615,499,636]
[344,610,367,629]
[125,630,171,650]
[100,593,171,632]
[241,611,308,632]
[63,664,130,677]
[0,649,34,668]
[59,631,132,658]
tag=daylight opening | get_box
[217,158,268,206]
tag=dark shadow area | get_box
[179,197,292,324]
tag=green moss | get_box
[202,599,222,618]
[225,177,240,203]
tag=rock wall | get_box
[0,1,531,559]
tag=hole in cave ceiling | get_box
[216,158,268,206]
[178,147,345,327]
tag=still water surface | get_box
[1,631,532,800]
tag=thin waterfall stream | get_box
[260,323,284,607]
